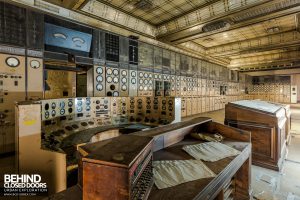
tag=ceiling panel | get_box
[193,15,296,47]
[95,0,210,25]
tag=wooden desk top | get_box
[148,137,250,200]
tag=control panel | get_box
[0,53,26,154]
[111,97,128,125]
[94,65,106,96]
[105,63,119,97]
[138,71,153,97]
[27,57,43,100]
[128,66,138,97]
[119,68,129,97]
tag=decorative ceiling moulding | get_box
[80,0,156,37]
[177,42,230,66]
[228,50,300,68]
[156,0,270,36]
[159,0,300,45]
[9,0,227,67]
[207,30,300,57]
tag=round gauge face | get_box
[139,86,143,91]
[77,101,82,106]
[121,77,127,83]
[131,71,136,77]
[59,102,65,108]
[144,86,148,91]
[139,79,143,84]
[121,70,127,76]
[149,80,153,85]
[149,74,152,78]
[68,101,73,107]
[107,76,113,83]
[51,102,56,109]
[131,78,136,84]
[144,73,148,78]
[77,107,83,112]
[60,109,65,115]
[107,68,113,75]
[121,85,127,91]
[96,84,103,91]
[96,67,103,74]
[96,75,103,82]
[144,80,148,84]
[51,110,56,117]
[44,111,49,119]
[113,91,119,97]
[113,69,119,76]
[139,72,144,78]
[154,74,158,79]
[86,106,91,111]
[171,76,175,81]
[30,60,41,69]
[86,99,91,105]
[5,57,20,68]
[163,75,166,80]
[149,86,153,90]
[113,77,119,83]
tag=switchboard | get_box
[93,64,106,96]
[105,62,119,97]
[0,53,26,154]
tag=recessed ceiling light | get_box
[267,27,280,33]
[203,38,214,42]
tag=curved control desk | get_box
[47,117,252,200]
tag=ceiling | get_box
[36,0,300,71]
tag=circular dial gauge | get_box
[30,60,41,69]
[112,69,119,76]
[131,79,136,84]
[96,67,103,74]
[121,78,127,83]
[96,84,103,91]
[139,72,143,78]
[113,77,119,83]
[149,74,152,78]
[121,70,127,76]
[144,73,148,78]
[139,79,143,84]
[107,68,113,75]
[107,76,113,83]
[121,85,127,91]
[131,71,136,77]
[6,57,20,68]
[96,75,103,82]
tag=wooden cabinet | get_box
[48,118,251,200]
[225,100,287,171]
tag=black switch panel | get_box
[129,39,138,65]
[0,2,26,47]
[27,10,44,50]
[105,33,119,62]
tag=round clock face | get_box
[30,60,41,69]
[6,57,20,68]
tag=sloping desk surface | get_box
[47,118,251,200]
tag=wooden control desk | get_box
[225,100,287,171]
[47,117,251,200]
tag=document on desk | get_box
[153,160,216,189]
[182,142,241,162]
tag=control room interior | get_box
[0,0,300,200]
